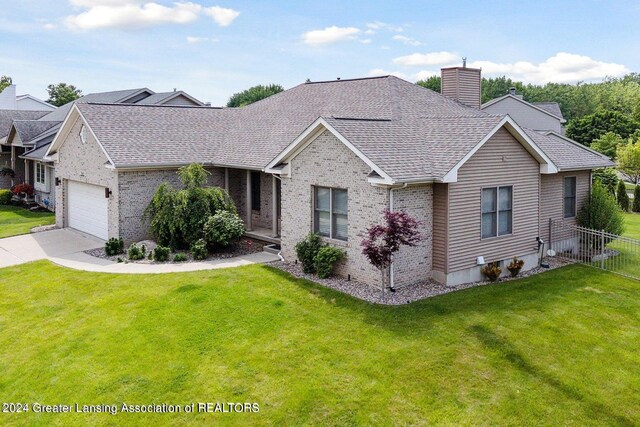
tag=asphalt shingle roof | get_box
[72,76,608,181]
[525,129,614,170]
[0,110,48,138]
[532,102,564,120]
[12,121,60,144]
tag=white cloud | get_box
[186,36,205,43]
[367,68,408,79]
[360,38,372,45]
[366,21,403,33]
[393,51,460,67]
[302,26,360,45]
[202,6,239,27]
[466,52,629,84]
[43,23,57,30]
[414,70,438,80]
[65,1,239,30]
[392,34,421,46]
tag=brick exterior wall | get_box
[227,169,275,230]
[392,185,433,287]
[280,130,391,287]
[117,168,225,243]
[54,116,120,236]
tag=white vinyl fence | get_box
[549,219,640,280]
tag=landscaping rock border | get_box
[273,256,574,306]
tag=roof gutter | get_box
[111,162,264,171]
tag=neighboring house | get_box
[0,84,56,112]
[1,87,205,209]
[46,68,613,287]
[481,88,567,134]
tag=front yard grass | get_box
[622,211,640,239]
[0,261,639,426]
[0,205,55,238]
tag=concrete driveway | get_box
[0,228,104,268]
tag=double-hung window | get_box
[35,163,46,185]
[481,186,513,239]
[314,187,348,241]
[563,177,576,218]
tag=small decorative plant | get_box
[507,257,525,277]
[128,243,146,260]
[173,253,188,262]
[153,246,171,262]
[481,262,502,282]
[0,166,15,178]
[203,211,245,249]
[190,238,208,260]
[12,183,34,197]
[105,237,124,256]
[314,246,346,279]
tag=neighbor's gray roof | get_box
[532,102,564,120]
[70,75,610,181]
[134,91,203,106]
[20,133,57,161]
[12,121,60,144]
[525,129,614,170]
[0,110,48,138]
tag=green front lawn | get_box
[1,262,639,426]
[623,211,640,239]
[0,205,55,238]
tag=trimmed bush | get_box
[190,238,208,261]
[105,237,124,256]
[616,180,630,212]
[0,189,12,205]
[153,246,171,262]
[577,181,625,239]
[633,185,640,213]
[295,233,323,274]
[173,253,188,262]
[203,211,245,249]
[12,183,33,197]
[314,246,346,279]
[128,243,146,260]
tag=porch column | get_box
[10,145,15,186]
[245,170,252,231]
[271,175,279,237]
[224,168,229,192]
[24,159,29,184]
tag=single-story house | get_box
[0,84,56,112]
[1,87,205,209]
[481,88,567,134]
[46,67,614,287]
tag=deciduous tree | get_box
[46,83,82,106]
[226,84,283,107]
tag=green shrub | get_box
[314,246,346,279]
[173,253,188,262]
[634,186,640,213]
[592,168,619,195]
[577,181,625,238]
[295,233,324,274]
[105,237,124,256]
[128,243,146,260]
[616,180,630,211]
[203,211,245,249]
[190,238,208,261]
[0,189,12,205]
[144,164,236,249]
[153,246,171,262]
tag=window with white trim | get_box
[35,162,46,185]
[314,187,348,241]
[563,176,577,218]
[481,186,513,239]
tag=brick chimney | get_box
[440,61,481,109]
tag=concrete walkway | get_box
[0,228,280,273]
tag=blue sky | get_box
[1,0,639,105]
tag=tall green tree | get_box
[616,180,630,211]
[416,76,441,93]
[481,76,527,103]
[617,138,640,184]
[0,75,12,93]
[591,132,625,159]
[633,186,640,213]
[226,84,283,107]
[566,110,640,146]
[46,83,82,107]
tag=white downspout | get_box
[389,183,408,290]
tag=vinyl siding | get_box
[482,96,563,133]
[447,127,540,272]
[441,67,481,109]
[539,170,591,241]
[432,183,448,272]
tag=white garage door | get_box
[68,181,109,240]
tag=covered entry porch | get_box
[223,168,281,243]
